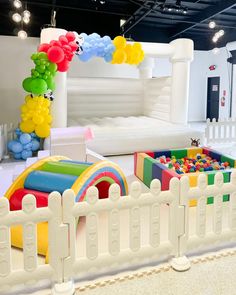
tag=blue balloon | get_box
[19,133,31,145]
[31,139,40,151]
[104,53,113,62]
[7,140,15,151]
[106,44,115,54]
[30,132,37,138]
[23,142,33,151]
[21,150,33,160]
[90,33,100,39]
[102,36,111,45]
[13,152,22,160]
[80,33,88,39]
[79,52,92,62]
[11,141,23,153]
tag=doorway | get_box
[207,76,220,120]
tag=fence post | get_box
[48,191,75,295]
[169,177,191,271]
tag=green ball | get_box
[22,77,33,92]
[46,76,56,91]
[48,62,57,73]
[30,78,48,95]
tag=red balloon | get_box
[38,43,50,53]
[63,44,72,52]
[59,35,68,45]
[50,40,62,47]
[67,53,74,62]
[57,58,69,72]
[66,31,75,42]
[47,46,65,63]
[69,41,78,52]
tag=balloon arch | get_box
[8,32,145,160]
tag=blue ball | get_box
[11,141,23,153]
[19,133,32,145]
[21,150,33,160]
[13,152,22,160]
[31,139,40,151]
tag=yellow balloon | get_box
[133,42,142,51]
[20,120,35,133]
[43,99,51,108]
[35,123,50,138]
[25,95,32,103]
[112,49,127,64]
[45,114,52,124]
[113,36,126,49]
[21,104,28,113]
[27,100,36,110]
[33,114,44,125]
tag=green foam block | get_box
[41,161,90,177]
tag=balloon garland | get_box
[8,31,145,160]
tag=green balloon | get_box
[22,77,33,92]
[38,52,48,60]
[36,65,46,74]
[48,62,57,73]
[46,76,56,91]
[34,59,40,66]
[30,78,48,95]
[31,53,38,60]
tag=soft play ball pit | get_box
[155,153,231,175]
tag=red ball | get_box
[57,58,69,72]
[66,31,75,42]
[38,43,50,53]
[59,35,68,45]
[47,46,65,63]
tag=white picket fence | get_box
[205,118,236,144]
[1,172,236,294]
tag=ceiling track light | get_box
[13,0,22,9]
[209,21,216,29]
[18,30,27,40]
[12,12,22,22]
[160,1,188,14]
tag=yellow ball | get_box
[21,104,28,113]
[35,123,50,138]
[113,36,126,49]
[20,120,35,133]
[33,114,44,125]
[27,100,37,110]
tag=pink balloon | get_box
[66,32,75,42]
[57,58,69,72]
[47,46,65,63]
[50,40,62,47]
[38,43,50,53]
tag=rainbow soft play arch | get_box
[5,156,128,261]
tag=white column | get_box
[138,57,154,79]
[170,39,194,125]
[40,28,68,128]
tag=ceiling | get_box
[1,0,236,50]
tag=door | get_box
[207,77,220,120]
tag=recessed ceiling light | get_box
[219,29,224,36]
[23,10,31,18]
[18,30,27,39]
[209,21,216,29]
[100,0,105,4]
[212,36,218,43]
[23,15,30,24]
[13,0,22,9]
[12,13,22,23]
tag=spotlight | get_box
[209,21,216,29]
[18,30,27,39]
[12,13,22,23]
[13,0,22,9]
[219,29,224,36]
[100,0,106,3]
[23,15,30,24]
[212,36,218,43]
[183,8,188,14]
[215,32,221,39]
[168,7,172,11]
[23,10,31,18]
